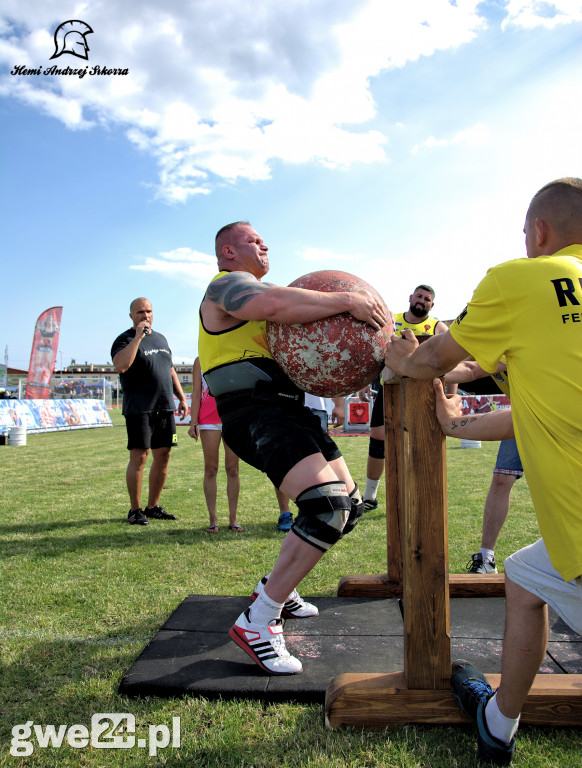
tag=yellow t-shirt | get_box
[198,271,272,375]
[394,312,439,336]
[450,244,582,582]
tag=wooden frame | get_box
[325,374,582,729]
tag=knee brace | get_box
[369,436,385,460]
[343,483,365,536]
[292,481,351,552]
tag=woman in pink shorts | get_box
[188,357,242,533]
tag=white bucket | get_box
[461,439,481,449]
[8,426,27,446]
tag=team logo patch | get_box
[456,306,468,325]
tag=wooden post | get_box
[401,376,450,689]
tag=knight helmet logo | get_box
[50,20,93,61]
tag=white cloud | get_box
[0,0,492,202]
[503,0,582,29]
[411,123,490,154]
[130,247,217,287]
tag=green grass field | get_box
[1,412,580,767]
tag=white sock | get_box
[260,573,295,602]
[485,693,520,745]
[480,548,495,563]
[364,478,380,501]
[249,590,284,625]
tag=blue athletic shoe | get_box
[451,659,515,765]
[277,512,293,531]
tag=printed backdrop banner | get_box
[0,399,112,434]
[461,393,511,415]
[25,306,63,399]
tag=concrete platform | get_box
[119,595,582,702]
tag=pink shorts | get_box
[199,392,220,426]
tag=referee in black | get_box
[112,297,187,525]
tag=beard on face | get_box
[409,302,427,318]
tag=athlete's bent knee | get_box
[292,481,351,552]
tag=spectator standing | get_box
[112,297,187,525]
[188,357,242,533]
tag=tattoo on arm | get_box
[206,274,270,312]
[450,416,477,431]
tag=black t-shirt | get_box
[111,328,175,415]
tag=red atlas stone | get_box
[265,270,393,397]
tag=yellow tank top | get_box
[198,271,273,374]
[394,312,439,336]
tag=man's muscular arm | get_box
[204,272,387,330]
[433,379,514,440]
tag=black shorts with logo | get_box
[125,411,177,450]
[218,397,342,489]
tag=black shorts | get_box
[219,400,342,489]
[370,383,384,429]
[125,411,177,451]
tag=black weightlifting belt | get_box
[206,359,304,413]
[204,359,275,396]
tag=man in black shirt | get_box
[111,297,188,525]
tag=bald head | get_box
[526,177,582,246]
[130,297,150,314]
[215,221,251,259]
[129,297,153,330]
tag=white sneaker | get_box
[229,609,303,675]
[251,576,319,619]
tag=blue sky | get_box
[1,1,581,371]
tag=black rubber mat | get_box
[119,595,582,702]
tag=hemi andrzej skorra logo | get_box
[10,20,129,78]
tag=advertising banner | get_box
[25,307,63,399]
[0,399,112,434]
[461,393,511,415]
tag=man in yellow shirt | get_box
[385,177,582,765]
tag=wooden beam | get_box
[325,672,582,729]
[401,377,450,690]
[337,572,505,599]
